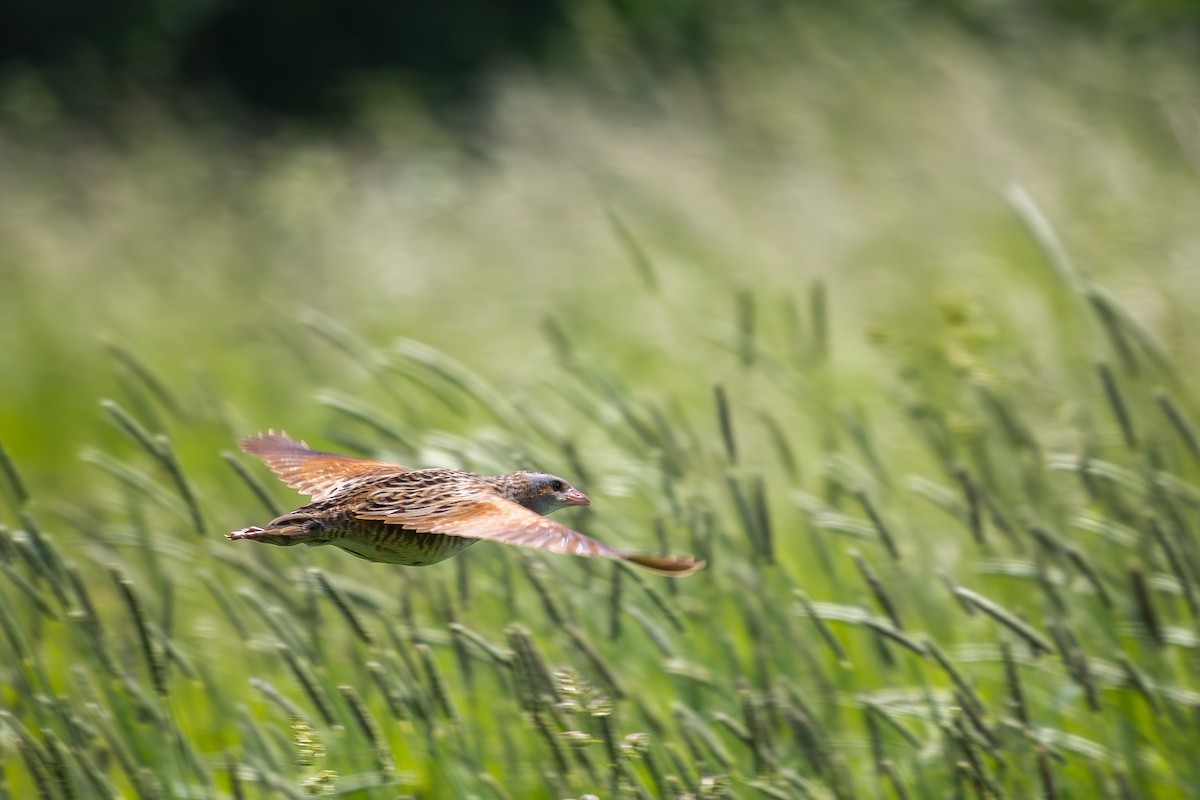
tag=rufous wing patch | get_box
[240,431,409,500]
[355,493,706,575]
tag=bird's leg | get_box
[227,513,326,547]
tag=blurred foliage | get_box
[2,10,1200,798]
[1,0,1199,121]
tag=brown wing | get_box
[354,489,704,577]
[240,431,409,501]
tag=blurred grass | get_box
[3,15,1200,799]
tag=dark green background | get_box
[3,0,1198,120]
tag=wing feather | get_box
[240,431,408,501]
[355,490,704,576]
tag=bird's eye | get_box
[550,480,565,492]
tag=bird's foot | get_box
[227,526,266,540]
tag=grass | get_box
[2,15,1200,798]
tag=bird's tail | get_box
[623,553,707,577]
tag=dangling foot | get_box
[228,526,267,540]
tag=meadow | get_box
[2,18,1200,798]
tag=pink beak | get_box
[564,487,592,506]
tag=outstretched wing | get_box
[240,431,408,501]
[354,485,704,577]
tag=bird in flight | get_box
[228,432,704,576]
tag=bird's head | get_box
[517,471,592,515]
